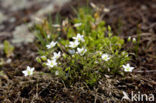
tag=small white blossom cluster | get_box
[68,33,87,56]
[100,53,134,72]
[46,41,61,75]
[46,41,61,68]
[22,33,135,77]
[46,51,61,68]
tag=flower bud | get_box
[128,36,131,42]
[132,38,136,43]
[55,71,59,76]
[108,25,111,31]
[42,63,47,67]
[36,57,41,63]
[41,56,47,61]
[63,53,67,59]
[108,32,112,37]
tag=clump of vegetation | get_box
[0,58,4,67]
[34,7,134,86]
[3,40,14,57]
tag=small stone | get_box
[9,17,16,23]
[141,5,147,10]
[0,11,7,23]
[11,24,35,46]
[0,25,5,30]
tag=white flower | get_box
[46,41,57,49]
[74,23,82,27]
[101,53,111,61]
[52,51,61,60]
[73,33,85,42]
[55,71,59,76]
[41,56,47,61]
[69,40,79,48]
[22,66,35,76]
[76,47,87,56]
[122,63,134,72]
[46,59,57,68]
[47,35,50,39]
[68,49,75,55]
[132,38,136,43]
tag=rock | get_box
[35,0,70,17]
[0,11,7,24]
[11,24,35,46]
[0,32,11,41]
[35,4,54,17]
[1,0,31,11]
[0,25,5,30]
[1,0,71,46]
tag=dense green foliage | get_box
[35,7,130,86]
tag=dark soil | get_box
[0,0,156,102]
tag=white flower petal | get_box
[74,23,82,27]
[68,49,75,55]
[72,33,85,42]
[46,41,57,49]
[76,47,87,56]
[52,51,61,60]
[69,40,79,48]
